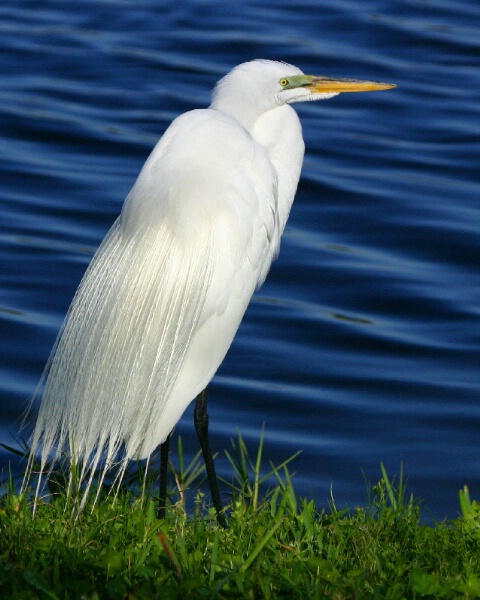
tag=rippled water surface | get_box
[1,0,479,519]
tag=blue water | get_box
[1,0,479,520]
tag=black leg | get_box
[194,388,227,528]
[157,432,171,519]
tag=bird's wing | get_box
[28,108,279,496]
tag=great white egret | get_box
[24,59,395,526]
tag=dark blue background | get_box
[1,0,479,520]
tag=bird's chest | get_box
[251,105,305,236]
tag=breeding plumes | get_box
[24,60,395,525]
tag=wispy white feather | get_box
[25,212,214,504]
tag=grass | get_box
[1,434,480,599]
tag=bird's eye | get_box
[280,78,289,87]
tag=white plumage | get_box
[24,60,394,508]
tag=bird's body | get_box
[25,60,394,513]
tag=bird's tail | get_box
[22,216,213,512]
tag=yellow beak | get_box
[308,76,396,93]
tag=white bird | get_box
[25,59,394,525]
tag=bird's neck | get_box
[210,98,305,239]
[210,89,280,132]
[251,105,305,236]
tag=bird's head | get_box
[211,59,395,129]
